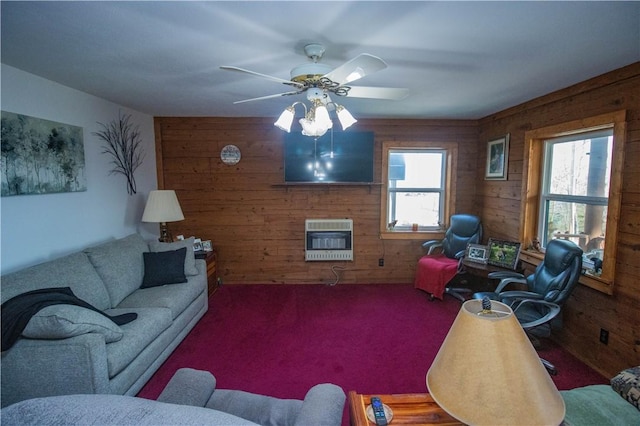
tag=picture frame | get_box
[193,238,203,252]
[1,111,86,197]
[487,238,522,270]
[485,134,510,180]
[465,243,489,264]
[202,240,213,252]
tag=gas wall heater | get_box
[305,219,353,261]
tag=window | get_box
[539,130,612,253]
[380,141,457,238]
[522,111,626,294]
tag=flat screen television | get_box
[283,131,374,183]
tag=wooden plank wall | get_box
[155,63,639,378]
[477,62,640,378]
[154,118,479,286]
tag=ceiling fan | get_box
[220,43,409,104]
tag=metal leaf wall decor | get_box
[93,112,145,195]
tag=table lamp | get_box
[141,190,184,242]
[427,298,565,425]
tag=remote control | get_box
[370,396,387,426]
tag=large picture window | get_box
[380,141,457,238]
[522,111,626,294]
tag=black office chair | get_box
[414,214,482,302]
[473,238,583,374]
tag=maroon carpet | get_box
[138,284,607,420]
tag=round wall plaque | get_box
[221,144,241,165]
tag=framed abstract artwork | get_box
[1,111,86,196]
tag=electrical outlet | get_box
[378,258,384,267]
[599,328,609,345]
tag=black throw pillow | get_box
[141,247,188,288]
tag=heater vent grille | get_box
[305,219,353,261]
[306,219,353,231]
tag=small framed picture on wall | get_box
[485,134,510,180]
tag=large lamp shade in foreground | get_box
[427,299,565,425]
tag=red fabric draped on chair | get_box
[414,254,460,300]
[414,214,482,301]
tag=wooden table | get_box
[348,391,463,425]
[195,250,218,296]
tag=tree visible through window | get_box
[540,130,613,259]
[522,110,626,294]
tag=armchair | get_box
[473,238,583,374]
[414,214,482,301]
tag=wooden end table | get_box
[348,391,463,425]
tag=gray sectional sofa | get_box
[0,368,347,426]
[0,233,208,407]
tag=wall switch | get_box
[599,328,609,345]
[378,258,384,267]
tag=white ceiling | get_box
[1,1,639,120]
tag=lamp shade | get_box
[336,105,357,130]
[313,103,331,129]
[141,190,184,223]
[274,107,295,132]
[427,299,565,425]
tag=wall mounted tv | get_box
[283,131,374,184]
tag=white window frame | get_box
[380,141,457,240]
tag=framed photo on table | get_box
[485,134,509,180]
[465,243,489,264]
[487,238,521,270]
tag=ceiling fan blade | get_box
[233,91,302,104]
[344,86,409,100]
[323,53,388,85]
[220,66,303,88]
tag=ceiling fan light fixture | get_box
[336,104,357,130]
[274,99,352,138]
[313,101,332,129]
[299,117,330,138]
[274,106,295,132]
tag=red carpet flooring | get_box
[138,284,607,421]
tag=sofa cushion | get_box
[1,394,260,425]
[84,234,148,307]
[561,384,640,425]
[22,305,124,343]
[0,252,111,311]
[104,307,172,378]
[142,248,188,288]
[149,237,199,276]
[207,389,303,426]
[117,273,204,320]
[611,366,640,410]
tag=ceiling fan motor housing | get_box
[290,63,333,82]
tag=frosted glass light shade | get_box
[274,107,295,132]
[141,190,184,223]
[313,104,331,129]
[427,299,565,425]
[336,105,357,130]
[299,117,331,138]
